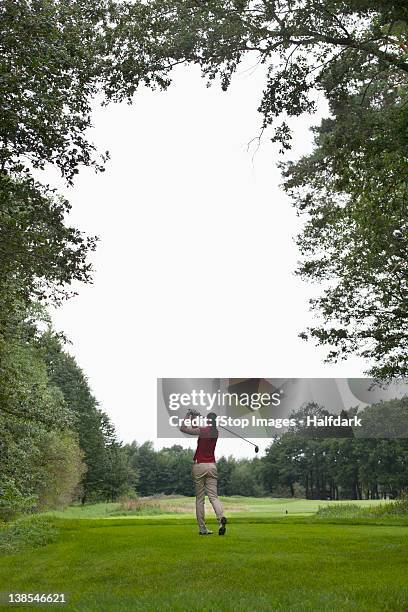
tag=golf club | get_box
[218,424,259,454]
[185,409,259,453]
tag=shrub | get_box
[317,497,408,520]
[36,431,86,510]
[0,516,57,555]
[0,477,37,522]
[317,503,363,518]
[114,495,163,515]
[370,496,408,517]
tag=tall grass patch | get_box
[317,497,408,519]
[0,516,58,555]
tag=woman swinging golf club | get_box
[180,410,227,536]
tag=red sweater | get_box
[193,427,218,463]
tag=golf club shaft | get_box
[186,410,258,450]
[218,424,258,448]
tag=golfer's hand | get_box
[180,410,201,435]
[187,409,200,418]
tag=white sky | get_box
[41,63,366,458]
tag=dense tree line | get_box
[0,319,136,520]
[40,332,136,503]
[0,1,129,521]
[0,137,134,521]
[123,400,408,501]
[263,399,408,500]
[123,432,408,501]
[264,400,408,500]
[263,436,408,500]
[123,441,265,498]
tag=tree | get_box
[283,82,408,377]
[289,402,355,438]
[262,397,408,500]
[356,397,408,438]
[107,1,408,125]
[0,325,70,427]
[0,0,110,181]
[229,460,264,496]
[217,456,237,496]
[0,320,87,518]
[126,441,160,497]
[0,477,36,522]
[35,431,86,509]
[263,434,304,496]
[157,446,195,496]
[39,331,129,502]
[102,442,138,501]
[5,1,408,178]
[0,175,96,332]
[327,439,360,499]
[0,1,132,517]
[0,322,132,514]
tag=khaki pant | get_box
[192,462,224,532]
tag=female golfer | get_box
[180,411,227,536]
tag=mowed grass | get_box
[43,496,386,520]
[1,498,408,611]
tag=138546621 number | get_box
[8,593,66,604]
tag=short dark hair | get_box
[207,412,218,437]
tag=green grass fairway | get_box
[43,496,386,520]
[1,506,408,611]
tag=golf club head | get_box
[255,445,259,453]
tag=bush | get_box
[370,496,408,517]
[0,477,37,522]
[0,516,57,555]
[36,431,86,510]
[317,497,408,520]
[317,503,364,519]
[113,495,163,515]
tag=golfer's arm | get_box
[179,422,201,436]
